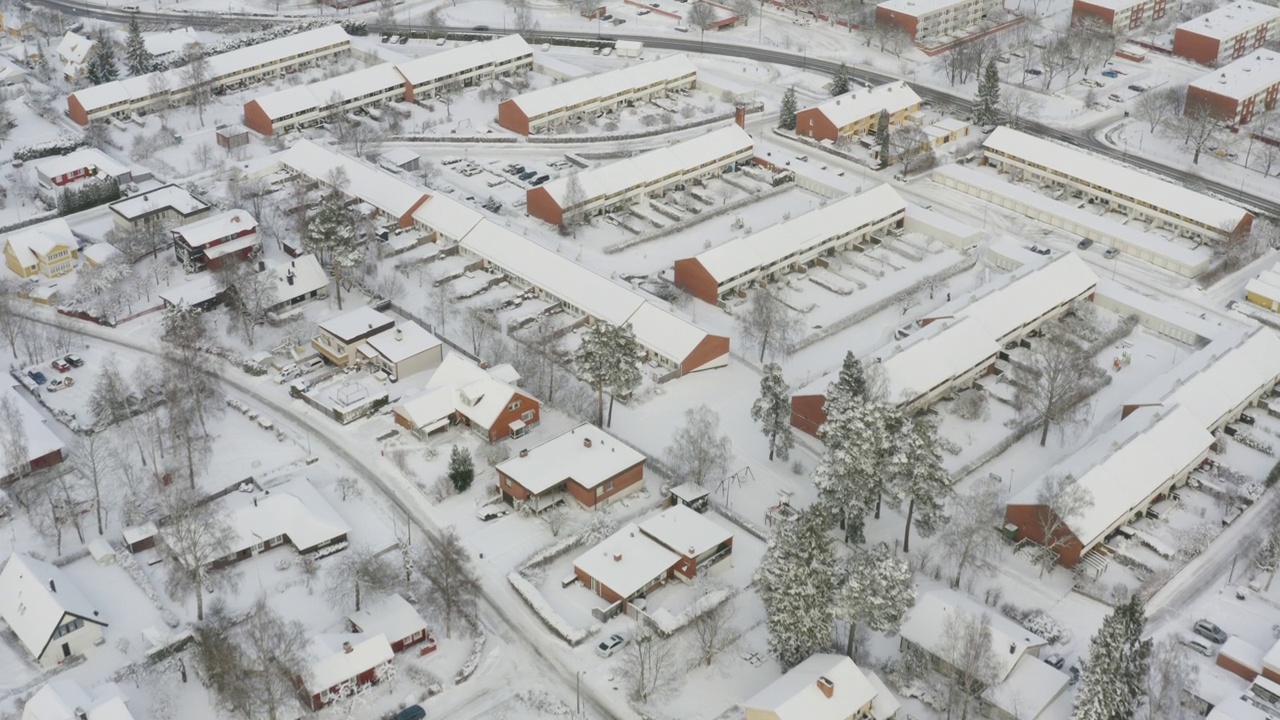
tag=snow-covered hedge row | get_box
[13,135,85,163]
[709,500,767,542]
[646,588,732,637]
[519,533,584,571]
[453,629,486,685]
[116,549,182,628]
[507,572,597,646]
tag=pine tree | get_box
[779,86,798,131]
[605,323,643,428]
[574,321,617,427]
[887,416,951,552]
[875,110,891,169]
[1074,597,1152,720]
[303,202,358,310]
[830,351,868,402]
[975,60,1001,127]
[813,400,888,544]
[124,16,155,76]
[755,510,836,670]
[86,33,119,85]
[751,363,793,462]
[831,62,851,97]
[833,544,915,657]
[447,445,474,492]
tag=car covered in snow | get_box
[65,354,85,368]
[47,377,74,392]
[476,504,510,522]
[1180,636,1214,657]
[51,358,70,373]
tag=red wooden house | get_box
[348,595,436,655]
[296,633,394,711]
[171,209,260,274]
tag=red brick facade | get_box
[497,100,532,135]
[1003,503,1085,568]
[1217,651,1261,681]
[876,6,920,39]
[681,334,731,375]
[673,258,720,304]
[1187,76,1280,126]
[790,394,828,437]
[793,107,841,142]
[500,458,644,509]
[243,99,273,136]
[526,186,562,225]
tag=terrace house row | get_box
[67,25,352,125]
[243,35,534,135]
[526,124,754,226]
[982,126,1252,243]
[497,54,698,135]
[1173,1,1280,66]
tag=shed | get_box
[122,522,158,553]
[215,123,251,150]
[87,539,116,565]
[668,481,709,512]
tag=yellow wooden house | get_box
[4,219,78,278]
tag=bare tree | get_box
[617,626,682,702]
[160,487,238,621]
[1032,474,1093,576]
[737,288,799,363]
[179,43,212,127]
[687,1,716,29]
[938,477,1003,589]
[237,598,309,720]
[688,583,737,666]
[0,394,28,481]
[889,124,933,174]
[940,611,1000,720]
[1142,637,1198,720]
[213,257,278,346]
[0,286,27,359]
[1014,332,1094,447]
[325,544,400,613]
[1173,98,1225,165]
[418,527,480,636]
[665,405,733,487]
[999,87,1046,129]
[70,434,111,536]
[560,170,588,231]
[1132,87,1183,133]
[460,305,497,358]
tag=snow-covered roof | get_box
[260,254,328,303]
[200,234,260,261]
[573,523,680,600]
[691,185,905,284]
[538,125,753,207]
[498,422,643,495]
[279,140,428,221]
[624,302,722,371]
[304,633,393,693]
[669,481,709,503]
[899,589,1047,684]
[1225,636,1267,672]
[347,594,427,643]
[982,127,1249,234]
[23,679,135,720]
[639,505,730,558]
[109,184,208,221]
[393,385,456,430]
[1178,1,1280,40]
[202,24,351,82]
[250,63,405,122]
[1020,405,1213,549]
[1209,696,1275,720]
[1152,327,1280,430]
[379,147,419,168]
[1190,50,1280,103]
[396,353,525,431]
[1247,270,1280,301]
[319,307,395,342]
[0,554,105,660]
[121,523,157,545]
[0,382,65,473]
[364,321,441,364]
[983,654,1070,720]
[878,0,974,16]
[159,273,221,308]
[412,194,484,241]
[1077,0,1144,10]
[142,27,200,58]
[214,477,349,557]
[880,317,1000,406]
[35,149,129,184]
[802,82,921,129]
[955,253,1097,344]
[506,54,697,120]
[396,34,533,87]
[932,165,1214,273]
[56,31,93,67]
[745,654,889,720]
[5,218,76,269]
[82,243,121,265]
[171,209,256,248]
[866,672,901,720]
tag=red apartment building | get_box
[1173,1,1280,66]
[1071,0,1173,33]
[1186,49,1280,126]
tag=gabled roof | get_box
[954,252,1097,344]
[5,218,76,269]
[573,524,679,599]
[880,316,1000,405]
[278,140,428,221]
[638,505,730,558]
[35,149,129,183]
[364,321,441,365]
[171,210,257,248]
[0,382,64,479]
[802,81,921,129]
[497,422,643,495]
[505,54,696,120]
[1156,328,1280,430]
[745,654,893,720]
[899,589,1046,684]
[250,63,406,122]
[304,633,393,692]
[347,594,427,643]
[426,354,524,429]
[142,27,200,58]
[56,31,93,67]
[0,553,106,660]
[412,194,484,242]
[396,34,532,87]
[23,679,135,720]
[214,477,349,557]
[984,654,1070,720]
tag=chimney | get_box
[520,448,529,458]
[395,328,404,341]
[253,497,258,507]
[48,579,56,593]
[734,104,747,129]
[613,553,622,562]
[817,676,834,698]
[1009,642,1016,654]
[343,641,354,654]
[286,269,295,286]
[584,438,593,448]
[258,260,266,271]
[74,709,87,720]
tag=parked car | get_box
[532,174,550,185]
[1103,247,1120,259]
[1077,238,1094,250]
[1102,69,1120,78]
[472,24,490,30]
[1068,666,1080,685]
[1127,84,1147,92]
[1082,79,1103,88]
[65,354,85,368]
[1025,68,1043,76]
[997,55,1010,63]
[601,13,613,19]
[519,170,537,181]
[595,634,627,658]
[1180,636,1215,657]
[47,377,74,392]
[51,358,70,373]
[1108,93,1124,102]
[1193,619,1228,644]
[27,370,47,385]
[476,505,510,521]
[1044,653,1066,669]
[393,705,426,720]
[380,34,391,42]
[398,35,410,44]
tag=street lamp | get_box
[576,670,585,714]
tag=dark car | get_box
[472,24,490,30]
[1068,666,1080,685]
[27,370,47,385]
[65,354,85,368]
[532,174,550,185]
[1077,238,1093,250]
[1026,68,1043,76]
[1102,69,1120,78]
[398,35,410,44]
[393,705,426,720]
[1128,84,1147,92]
[1044,653,1066,669]
[508,165,525,175]
[477,505,510,521]
[601,13,613,19]
[519,170,537,181]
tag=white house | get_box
[0,553,108,668]
[744,653,900,720]
[23,679,136,720]
[359,320,443,381]
[55,31,93,81]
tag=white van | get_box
[298,357,325,373]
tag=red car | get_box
[51,358,71,373]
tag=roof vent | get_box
[817,676,834,698]
[520,448,529,458]
[48,579,56,593]
[1009,642,1017,654]
[395,327,404,341]
[343,641,354,654]
[584,438,593,448]
[74,709,87,720]
[613,553,623,562]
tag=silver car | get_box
[1180,636,1215,657]
[1193,619,1228,644]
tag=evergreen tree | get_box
[812,352,880,543]
[447,445,474,493]
[751,363,793,462]
[86,33,119,85]
[604,323,643,428]
[874,110,891,169]
[574,321,618,427]
[975,60,1001,127]
[830,351,868,402]
[124,16,155,76]
[833,544,915,657]
[831,62,851,96]
[779,86,798,131]
[755,510,836,670]
[303,202,359,310]
[1074,597,1152,720]
[887,416,951,552]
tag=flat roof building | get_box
[1187,50,1280,127]
[312,307,396,366]
[982,126,1252,243]
[498,54,697,135]
[1173,1,1280,66]
[1072,0,1178,34]
[109,184,210,232]
[526,124,753,226]
[876,0,1003,45]
[1245,261,1280,312]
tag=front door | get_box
[61,642,71,658]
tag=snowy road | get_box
[17,308,633,720]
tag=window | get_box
[522,410,535,422]
[508,400,521,411]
